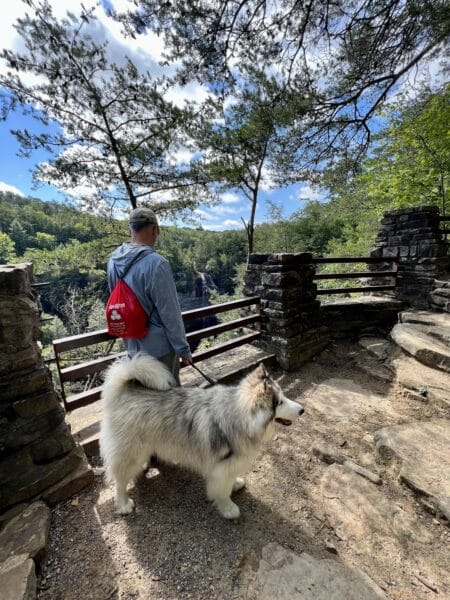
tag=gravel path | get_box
[38,341,450,599]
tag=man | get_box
[107,207,192,385]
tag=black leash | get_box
[190,363,217,386]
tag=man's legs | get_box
[158,350,181,386]
[148,351,180,468]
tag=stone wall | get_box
[243,207,448,370]
[320,297,402,339]
[0,263,93,514]
[370,205,449,309]
[244,253,329,370]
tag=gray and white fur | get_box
[100,354,304,519]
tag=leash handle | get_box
[190,363,216,385]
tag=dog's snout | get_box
[298,407,304,416]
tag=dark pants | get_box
[158,351,180,386]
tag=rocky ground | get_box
[35,328,450,600]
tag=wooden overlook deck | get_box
[54,256,400,457]
[55,296,275,456]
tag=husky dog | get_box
[100,355,304,519]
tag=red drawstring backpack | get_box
[106,253,150,339]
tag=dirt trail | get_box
[38,340,450,600]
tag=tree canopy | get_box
[0,0,206,216]
[123,0,449,172]
[191,71,305,253]
[353,85,450,214]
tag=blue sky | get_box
[0,0,442,230]
[0,102,317,227]
[0,0,322,231]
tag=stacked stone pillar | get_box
[244,253,328,370]
[0,263,93,514]
[370,206,449,309]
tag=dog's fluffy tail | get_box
[102,353,175,405]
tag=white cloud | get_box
[165,81,211,107]
[169,148,196,165]
[221,192,240,204]
[204,219,242,231]
[297,183,324,202]
[0,0,203,105]
[386,55,447,105]
[209,204,241,216]
[194,208,213,220]
[259,165,276,192]
[0,181,24,196]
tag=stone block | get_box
[41,456,94,506]
[261,271,302,288]
[418,257,449,266]
[262,288,299,303]
[245,283,266,296]
[0,297,39,328]
[408,244,418,257]
[0,501,51,566]
[30,422,75,464]
[0,555,36,600]
[259,264,301,273]
[375,420,450,519]
[266,252,313,265]
[382,247,398,257]
[243,270,261,288]
[0,325,35,350]
[248,253,271,264]
[0,445,88,510]
[261,311,300,326]
[277,338,329,371]
[12,390,62,419]
[384,205,438,217]
[241,543,386,600]
[411,231,442,241]
[0,366,52,404]
[264,321,303,338]
[0,405,66,453]
[0,345,41,377]
[0,264,33,296]
[418,241,448,257]
[0,448,33,485]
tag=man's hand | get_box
[181,354,193,365]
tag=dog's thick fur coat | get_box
[100,355,303,518]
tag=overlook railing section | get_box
[53,296,261,412]
[313,256,398,296]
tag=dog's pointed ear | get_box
[254,362,268,379]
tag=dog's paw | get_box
[232,477,245,492]
[116,498,135,515]
[217,501,240,520]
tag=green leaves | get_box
[0,0,204,216]
[356,85,449,213]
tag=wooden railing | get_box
[53,296,261,412]
[313,256,398,296]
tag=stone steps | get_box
[388,309,450,409]
[390,312,450,373]
[429,276,450,312]
[374,419,450,519]
[392,353,450,409]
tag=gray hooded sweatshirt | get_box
[107,243,190,359]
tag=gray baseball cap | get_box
[128,207,159,226]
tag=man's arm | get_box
[150,260,192,360]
